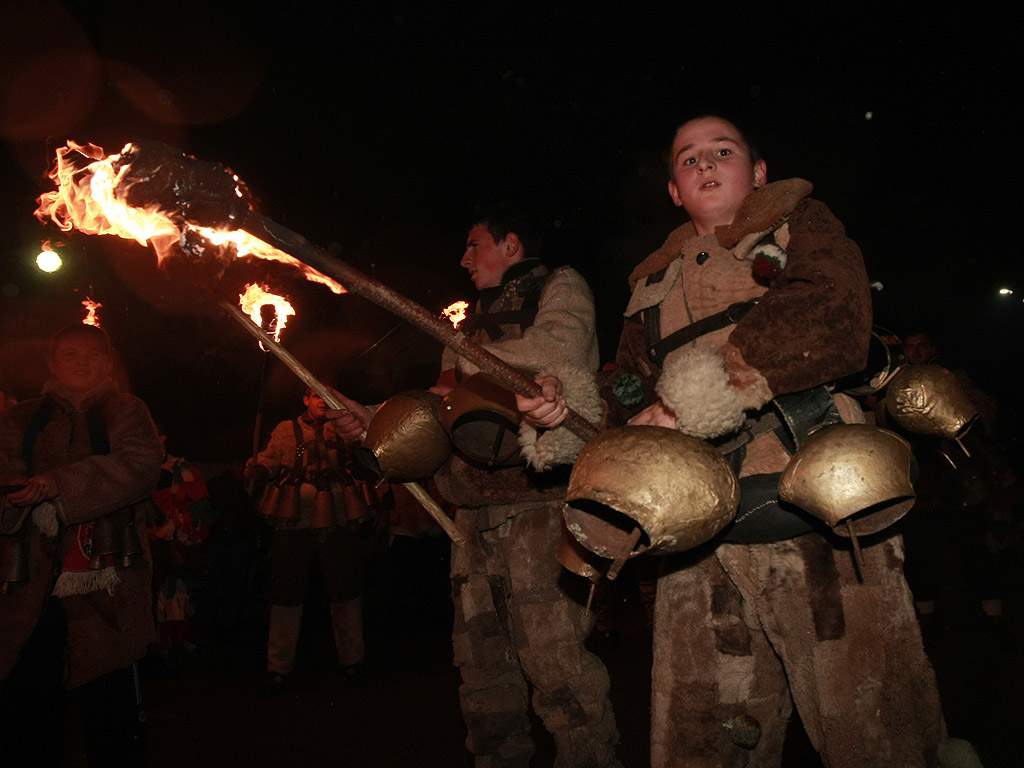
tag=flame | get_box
[34,141,345,294]
[442,300,468,329]
[239,283,295,349]
[81,297,102,327]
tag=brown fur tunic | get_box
[0,379,162,688]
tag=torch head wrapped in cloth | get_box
[112,140,252,229]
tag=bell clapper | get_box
[845,519,865,582]
[606,527,642,582]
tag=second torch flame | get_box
[442,300,468,329]
[239,283,295,351]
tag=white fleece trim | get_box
[519,366,602,471]
[656,345,746,439]
[32,502,59,538]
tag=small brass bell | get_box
[310,490,337,530]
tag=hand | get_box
[243,461,267,483]
[516,376,567,429]
[627,400,678,429]
[327,388,372,440]
[6,474,58,506]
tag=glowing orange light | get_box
[34,142,346,294]
[81,297,102,327]
[239,283,295,350]
[442,300,468,329]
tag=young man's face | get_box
[667,117,767,235]
[48,335,113,397]
[461,224,519,290]
[904,334,936,366]
[304,392,328,422]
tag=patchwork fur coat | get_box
[0,379,163,689]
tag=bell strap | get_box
[645,300,758,365]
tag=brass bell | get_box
[440,374,523,467]
[556,520,609,584]
[118,514,145,568]
[276,483,301,526]
[309,489,337,530]
[885,364,978,440]
[564,425,739,561]
[89,515,119,569]
[778,423,916,537]
[259,484,281,519]
[342,484,370,523]
[361,390,453,482]
[0,532,30,592]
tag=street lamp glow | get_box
[998,287,1013,295]
[36,250,62,273]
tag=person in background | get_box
[0,323,163,767]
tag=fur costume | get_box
[611,179,946,767]
[0,378,163,689]
[436,257,621,767]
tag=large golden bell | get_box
[440,374,523,467]
[361,390,453,482]
[565,425,739,558]
[778,423,916,536]
[885,364,978,439]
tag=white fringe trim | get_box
[53,567,120,597]
[656,345,746,439]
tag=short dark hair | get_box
[470,206,538,257]
[48,323,113,358]
[666,114,762,178]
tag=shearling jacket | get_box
[610,178,872,475]
[435,259,602,511]
[0,378,163,688]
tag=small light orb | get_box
[864,111,873,120]
[36,250,63,272]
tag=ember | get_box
[34,141,345,294]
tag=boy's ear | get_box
[667,179,684,207]
[753,160,768,189]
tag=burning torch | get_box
[34,140,600,443]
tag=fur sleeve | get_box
[727,198,872,395]
[455,267,600,377]
[52,395,164,525]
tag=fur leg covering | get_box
[651,534,946,767]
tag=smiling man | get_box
[0,323,163,767]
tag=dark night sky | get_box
[2,2,1022,458]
